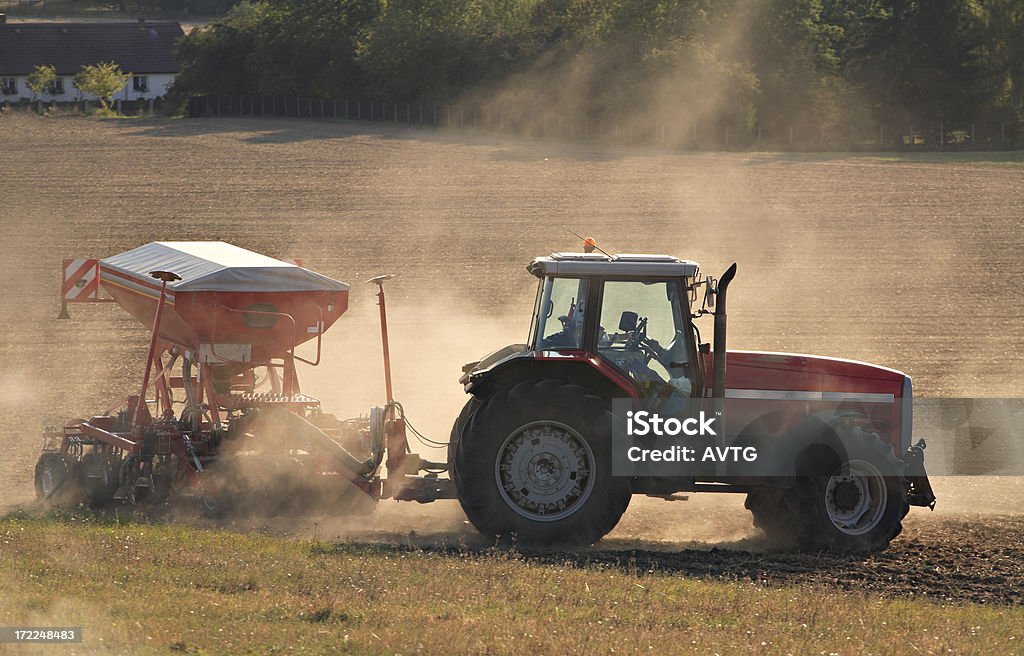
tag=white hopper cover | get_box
[101,242,350,293]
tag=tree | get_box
[73,62,131,109]
[26,64,56,101]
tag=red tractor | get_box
[450,252,935,552]
[40,243,934,553]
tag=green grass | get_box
[0,514,1020,655]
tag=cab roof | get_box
[528,253,700,278]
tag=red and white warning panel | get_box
[59,258,115,318]
[62,259,101,302]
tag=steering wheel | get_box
[623,317,653,361]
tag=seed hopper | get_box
[37,241,452,513]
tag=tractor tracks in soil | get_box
[549,516,1024,606]
[334,516,1024,606]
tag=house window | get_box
[1,78,15,95]
[132,75,149,92]
[48,77,65,95]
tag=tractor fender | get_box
[732,408,872,482]
[458,344,528,385]
[465,353,638,405]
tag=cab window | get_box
[531,277,589,350]
[596,280,695,402]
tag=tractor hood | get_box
[715,350,909,401]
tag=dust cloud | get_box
[457,2,770,149]
[0,114,1021,549]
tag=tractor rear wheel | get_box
[447,397,481,466]
[453,379,630,547]
[783,429,908,552]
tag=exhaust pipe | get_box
[712,263,737,402]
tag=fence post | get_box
[939,121,944,148]
[971,123,975,145]
[879,123,884,148]
[725,125,730,148]
[909,124,913,147]
[459,106,464,128]
[788,125,793,146]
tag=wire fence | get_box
[1,97,167,114]
[186,94,1024,151]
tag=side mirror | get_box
[704,277,716,309]
[618,311,638,332]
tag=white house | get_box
[0,16,183,102]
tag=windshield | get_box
[530,277,589,350]
[596,279,695,399]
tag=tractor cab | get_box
[526,252,704,405]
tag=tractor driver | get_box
[540,296,586,349]
[602,316,693,415]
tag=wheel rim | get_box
[495,421,595,522]
[823,459,888,535]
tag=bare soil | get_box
[1,114,1022,601]
[337,514,1024,606]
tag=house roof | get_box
[0,21,183,76]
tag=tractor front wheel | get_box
[783,429,908,552]
[453,379,630,547]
